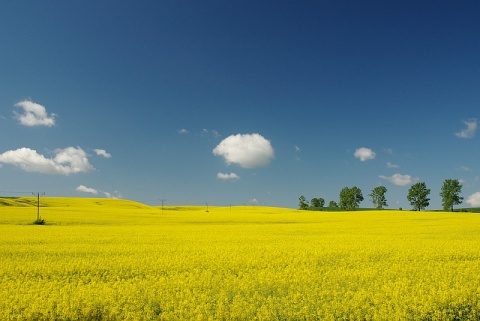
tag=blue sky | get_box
[1,1,479,209]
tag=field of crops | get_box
[1,197,480,320]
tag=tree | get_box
[339,186,364,210]
[311,197,325,208]
[407,182,430,211]
[369,186,388,209]
[328,200,338,208]
[339,188,349,210]
[440,179,463,211]
[319,197,325,208]
[298,195,309,210]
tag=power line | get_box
[0,190,34,195]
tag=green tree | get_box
[369,186,388,209]
[440,179,463,211]
[298,195,309,210]
[407,182,430,211]
[328,200,338,208]
[311,197,325,208]
[339,186,364,210]
[319,197,325,208]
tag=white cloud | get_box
[294,145,301,161]
[76,185,121,198]
[102,190,122,199]
[0,147,94,175]
[455,119,477,138]
[76,185,98,195]
[354,147,376,161]
[94,149,112,158]
[202,128,220,138]
[213,133,274,168]
[250,198,258,205]
[387,162,400,169]
[379,173,415,186]
[217,172,240,180]
[178,129,189,134]
[383,148,394,155]
[466,192,480,207]
[14,100,56,127]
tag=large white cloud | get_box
[465,192,480,207]
[14,100,56,127]
[379,173,415,186]
[0,147,94,175]
[76,185,98,195]
[354,147,376,161]
[213,133,274,168]
[455,119,477,138]
[217,172,240,180]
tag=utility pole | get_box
[160,199,166,214]
[206,202,209,212]
[33,192,45,221]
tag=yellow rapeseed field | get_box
[1,197,480,320]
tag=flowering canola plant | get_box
[1,197,480,320]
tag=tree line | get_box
[298,179,464,211]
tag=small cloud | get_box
[384,148,394,155]
[0,147,94,175]
[14,100,56,127]
[294,145,301,161]
[458,166,473,172]
[387,162,400,169]
[455,119,477,138]
[354,147,376,161]
[379,173,416,186]
[178,129,189,134]
[213,133,274,168]
[76,185,98,195]
[217,172,240,180]
[250,198,258,205]
[466,192,480,207]
[202,128,221,138]
[102,190,122,199]
[94,149,111,159]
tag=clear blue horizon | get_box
[1,1,479,209]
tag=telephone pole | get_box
[33,192,45,221]
[160,199,166,214]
